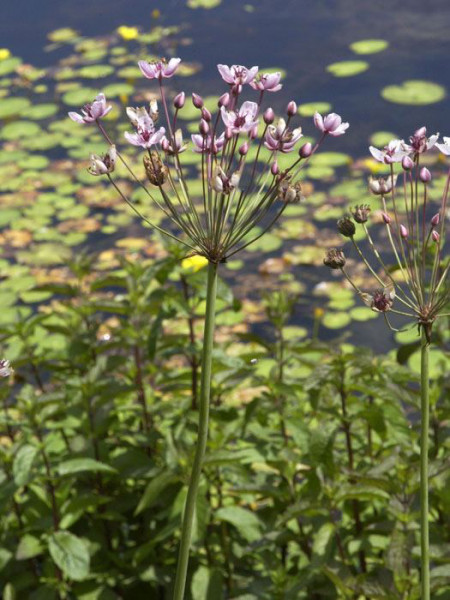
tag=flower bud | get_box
[420,167,431,183]
[225,127,233,140]
[173,92,185,109]
[402,156,414,170]
[431,212,440,226]
[249,124,258,139]
[400,224,408,239]
[382,212,392,224]
[201,107,212,122]
[271,160,279,176]
[239,142,249,156]
[192,93,204,108]
[432,230,440,243]
[323,248,346,270]
[218,93,230,108]
[415,126,427,138]
[161,138,170,152]
[286,101,297,116]
[299,142,312,158]
[199,119,209,136]
[337,217,356,238]
[263,107,275,125]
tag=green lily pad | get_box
[381,80,446,105]
[17,155,49,170]
[102,83,134,98]
[79,65,114,79]
[349,307,378,321]
[312,152,352,167]
[26,103,59,120]
[17,243,72,266]
[349,39,389,55]
[62,87,101,106]
[0,121,42,140]
[322,311,352,329]
[0,57,22,76]
[326,61,369,77]
[187,0,221,8]
[369,131,398,147]
[0,97,31,119]
[298,102,332,117]
[48,28,79,43]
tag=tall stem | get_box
[173,261,218,600]
[420,329,430,600]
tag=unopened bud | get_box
[218,93,230,108]
[299,142,312,158]
[287,101,297,116]
[337,217,356,238]
[400,224,408,239]
[402,156,413,170]
[432,230,440,243]
[173,92,185,109]
[420,167,431,183]
[271,161,279,176]
[201,107,212,122]
[192,93,204,108]
[431,212,440,226]
[225,127,233,140]
[263,107,275,125]
[415,126,427,138]
[382,212,392,224]
[239,142,249,156]
[199,119,209,136]
[249,124,258,139]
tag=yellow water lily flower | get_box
[117,26,139,41]
[181,255,208,273]
[0,48,11,61]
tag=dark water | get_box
[1,0,449,352]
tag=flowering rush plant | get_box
[69,56,348,600]
[324,126,449,600]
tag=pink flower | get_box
[138,58,181,80]
[407,126,439,155]
[314,112,349,137]
[217,64,258,88]
[220,101,259,134]
[369,139,410,164]
[161,130,187,155]
[250,72,282,92]
[124,110,165,148]
[68,93,112,124]
[264,118,303,153]
[191,133,225,154]
[436,136,450,156]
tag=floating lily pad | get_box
[0,97,31,118]
[26,103,59,120]
[0,121,42,140]
[369,131,398,147]
[62,87,101,106]
[312,152,352,167]
[350,306,378,321]
[298,102,332,117]
[349,39,389,55]
[326,61,369,77]
[187,0,221,8]
[79,65,114,79]
[381,80,446,105]
[322,311,352,329]
[48,28,79,43]
[17,243,72,266]
[0,57,22,76]
[102,83,134,98]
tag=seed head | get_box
[352,204,371,224]
[278,179,304,203]
[337,216,356,238]
[367,288,395,313]
[143,152,168,186]
[323,248,346,269]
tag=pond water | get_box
[0,0,449,354]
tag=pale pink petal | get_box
[68,112,85,123]
[314,112,324,132]
[217,64,234,84]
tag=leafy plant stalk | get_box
[420,329,430,600]
[173,260,218,600]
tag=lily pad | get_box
[381,80,446,105]
[187,0,221,8]
[369,131,398,147]
[0,57,22,76]
[0,97,31,118]
[62,87,102,106]
[298,102,332,117]
[79,65,114,79]
[322,311,352,329]
[26,103,59,120]
[326,61,369,77]
[349,39,389,55]
[0,121,42,140]
[47,28,79,43]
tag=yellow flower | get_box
[314,307,325,318]
[117,26,139,41]
[181,255,208,273]
[151,9,161,18]
[0,48,11,61]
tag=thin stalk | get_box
[420,329,430,600]
[173,261,218,600]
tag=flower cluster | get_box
[69,58,348,263]
[325,127,449,341]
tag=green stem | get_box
[173,261,218,600]
[420,329,430,600]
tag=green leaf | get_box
[191,566,224,600]
[215,506,261,542]
[313,523,335,557]
[13,444,38,486]
[57,458,117,476]
[349,39,389,54]
[135,471,179,515]
[48,531,90,581]
[326,60,369,77]
[16,534,43,560]
[381,80,446,105]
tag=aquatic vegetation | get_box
[381,80,446,105]
[325,127,450,600]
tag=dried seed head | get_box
[143,152,168,186]
[278,179,304,203]
[323,248,346,269]
[364,288,395,313]
[352,204,371,224]
[337,216,356,237]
